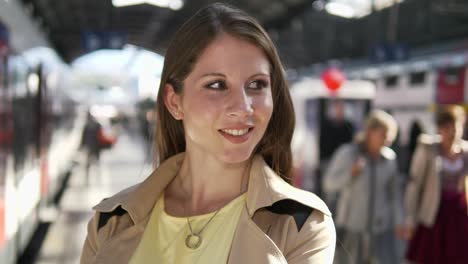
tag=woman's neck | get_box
[441,141,461,159]
[169,152,250,215]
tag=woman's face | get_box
[439,121,464,146]
[366,126,388,154]
[166,33,274,164]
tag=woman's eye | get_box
[247,80,268,90]
[205,80,226,90]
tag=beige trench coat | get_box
[80,153,336,263]
[404,134,468,227]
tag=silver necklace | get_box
[180,163,249,250]
[185,208,221,249]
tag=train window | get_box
[409,71,426,86]
[384,75,399,88]
[443,67,463,85]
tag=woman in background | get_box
[324,110,404,264]
[404,105,468,263]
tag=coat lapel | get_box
[92,219,148,264]
[228,207,288,264]
[245,155,331,218]
[226,155,331,263]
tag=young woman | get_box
[404,105,468,263]
[324,110,404,264]
[80,3,335,264]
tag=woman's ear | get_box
[163,84,184,120]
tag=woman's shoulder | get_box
[261,184,334,248]
[461,140,468,151]
[257,158,332,218]
[270,180,332,218]
[418,133,441,147]
[92,159,177,218]
[331,142,359,158]
[92,183,141,213]
[264,188,336,261]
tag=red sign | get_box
[436,67,465,104]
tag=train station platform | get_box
[34,127,153,264]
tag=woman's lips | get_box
[218,127,254,144]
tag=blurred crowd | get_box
[324,105,468,264]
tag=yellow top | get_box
[129,193,246,264]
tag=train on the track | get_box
[0,21,83,263]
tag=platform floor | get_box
[35,127,153,264]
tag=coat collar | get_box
[418,134,468,154]
[93,152,331,224]
[245,154,330,217]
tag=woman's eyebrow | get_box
[200,72,226,78]
[250,73,270,78]
[198,72,270,79]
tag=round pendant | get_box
[185,234,202,249]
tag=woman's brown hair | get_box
[436,105,466,128]
[154,2,295,182]
[353,109,398,147]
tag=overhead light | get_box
[112,0,145,7]
[167,0,183,10]
[146,0,184,10]
[112,0,183,10]
[325,2,355,18]
[27,73,40,95]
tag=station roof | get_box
[19,0,468,67]
[20,0,314,62]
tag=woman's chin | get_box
[218,149,255,164]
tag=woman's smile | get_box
[219,127,255,144]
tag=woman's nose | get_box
[226,87,254,118]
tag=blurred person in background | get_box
[320,100,355,162]
[80,110,116,185]
[80,3,335,264]
[324,110,404,264]
[404,105,468,263]
[80,111,103,185]
[407,121,423,173]
[137,97,156,142]
[320,100,355,213]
